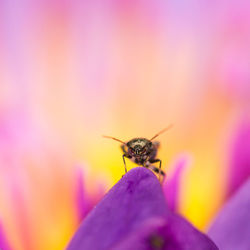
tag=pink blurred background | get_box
[0,0,249,249]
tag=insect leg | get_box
[152,166,165,177]
[122,154,131,174]
[149,159,163,181]
[145,163,166,182]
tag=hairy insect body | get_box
[122,138,164,180]
[103,125,173,181]
[126,138,154,165]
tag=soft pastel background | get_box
[0,1,249,250]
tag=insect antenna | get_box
[150,124,173,141]
[102,135,126,144]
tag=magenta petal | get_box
[67,167,217,250]
[0,223,10,250]
[208,179,250,250]
[67,167,168,250]
[227,118,250,198]
[75,168,105,223]
[75,168,88,222]
[163,155,189,211]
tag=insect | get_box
[103,125,173,181]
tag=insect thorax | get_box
[127,138,150,149]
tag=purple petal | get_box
[208,179,250,250]
[113,214,218,250]
[227,118,250,198]
[67,167,169,250]
[163,155,190,212]
[67,167,217,250]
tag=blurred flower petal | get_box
[75,167,105,223]
[208,179,250,250]
[0,223,11,250]
[163,155,190,211]
[68,167,217,250]
[227,118,250,197]
[75,168,89,222]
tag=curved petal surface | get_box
[68,167,217,250]
[208,179,250,250]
